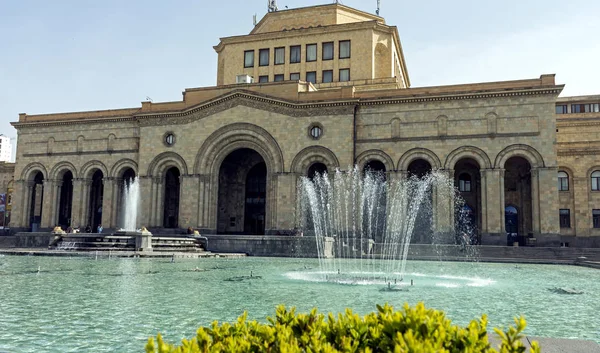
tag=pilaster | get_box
[179,174,199,229]
[101,177,115,228]
[40,180,55,228]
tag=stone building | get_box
[9,4,600,246]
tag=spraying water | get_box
[121,177,140,231]
[300,166,471,283]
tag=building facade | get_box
[9,4,600,246]
[0,135,13,163]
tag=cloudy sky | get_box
[1,0,599,154]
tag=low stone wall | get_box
[0,233,54,248]
[204,235,326,258]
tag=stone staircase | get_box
[49,233,206,253]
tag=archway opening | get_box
[307,162,328,180]
[117,167,137,228]
[407,159,433,243]
[454,158,481,244]
[29,171,44,231]
[407,159,432,179]
[363,160,386,180]
[57,171,74,228]
[122,168,136,185]
[163,167,181,228]
[217,148,267,235]
[504,157,532,245]
[88,170,104,232]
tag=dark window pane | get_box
[306,44,317,62]
[322,42,333,60]
[259,49,269,66]
[244,50,254,68]
[555,105,567,114]
[274,74,284,82]
[559,209,570,228]
[290,45,301,63]
[290,72,300,81]
[339,69,350,82]
[258,75,268,83]
[274,47,285,65]
[306,71,316,84]
[593,210,600,228]
[322,70,333,83]
[339,40,351,59]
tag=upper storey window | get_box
[555,105,567,114]
[244,50,254,68]
[558,171,569,191]
[592,171,600,191]
[322,42,334,60]
[274,47,285,65]
[572,103,600,113]
[290,45,301,63]
[306,44,317,62]
[259,49,270,66]
[339,40,351,59]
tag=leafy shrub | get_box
[146,302,539,352]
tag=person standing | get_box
[97,224,103,234]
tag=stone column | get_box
[40,179,55,229]
[537,167,560,236]
[138,176,153,228]
[22,181,35,228]
[154,177,165,228]
[51,180,63,226]
[273,173,296,233]
[179,174,199,229]
[70,179,84,228]
[79,179,93,228]
[530,168,541,234]
[11,180,25,228]
[266,172,279,233]
[101,177,114,229]
[573,176,590,237]
[481,168,504,245]
[197,174,209,230]
[479,169,488,233]
[434,169,454,242]
[110,178,121,229]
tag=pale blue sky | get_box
[1,0,599,147]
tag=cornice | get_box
[136,92,357,126]
[12,117,137,129]
[357,131,539,143]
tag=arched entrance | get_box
[57,171,74,228]
[407,159,433,243]
[504,157,532,245]
[454,158,481,244]
[29,172,44,231]
[217,148,267,234]
[163,167,181,228]
[88,170,103,232]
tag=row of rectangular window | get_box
[257,69,351,84]
[556,103,600,114]
[560,209,600,228]
[244,41,351,68]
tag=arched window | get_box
[592,171,600,191]
[558,171,569,191]
[458,173,471,192]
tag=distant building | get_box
[7,3,600,247]
[0,135,12,162]
[0,162,15,228]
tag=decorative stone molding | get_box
[20,162,48,181]
[194,122,284,175]
[80,160,109,179]
[397,148,442,171]
[390,118,401,138]
[486,112,498,136]
[109,158,138,179]
[146,151,189,176]
[137,92,356,127]
[494,144,545,169]
[444,146,492,170]
[437,115,448,137]
[290,146,340,175]
[355,149,395,171]
[49,161,78,180]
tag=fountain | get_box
[116,177,152,251]
[300,166,472,285]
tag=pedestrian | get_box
[97,224,103,233]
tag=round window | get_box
[164,133,175,146]
[309,125,323,140]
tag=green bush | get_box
[146,303,539,353]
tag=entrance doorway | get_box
[505,205,519,245]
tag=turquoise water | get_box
[0,255,598,352]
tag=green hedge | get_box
[146,303,539,352]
